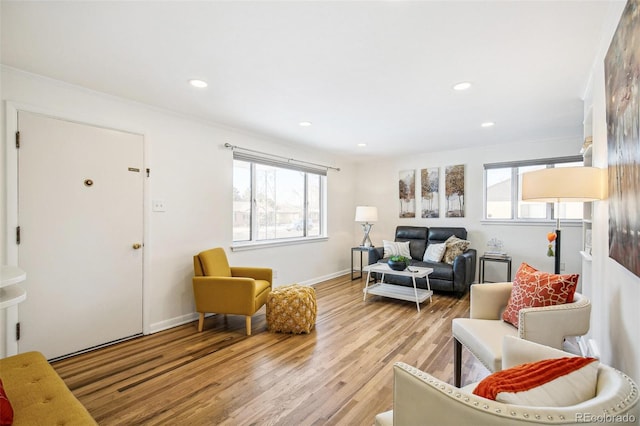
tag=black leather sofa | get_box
[367,226,477,296]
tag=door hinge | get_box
[146,168,150,177]
[15,131,20,149]
[16,322,21,341]
[16,226,21,245]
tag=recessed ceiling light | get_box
[453,81,472,91]
[299,121,312,127]
[357,143,367,147]
[189,79,208,88]
[481,121,495,128]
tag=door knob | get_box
[132,243,142,250]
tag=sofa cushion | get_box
[0,379,13,426]
[502,262,579,327]
[414,260,454,281]
[395,226,428,260]
[442,235,470,264]
[383,240,412,259]
[473,356,599,407]
[423,243,446,262]
[396,226,428,241]
[427,227,467,245]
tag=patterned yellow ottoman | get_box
[266,284,317,334]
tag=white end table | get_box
[363,263,433,312]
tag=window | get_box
[232,154,326,244]
[484,156,584,221]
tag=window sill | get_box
[231,236,328,252]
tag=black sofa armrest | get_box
[452,248,477,294]
[367,247,384,265]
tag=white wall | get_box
[1,67,357,334]
[351,0,639,384]
[3,0,638,384]
[583,0,640,383]
[354,138,585,283]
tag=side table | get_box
[351,246,371,280]
[479,256,512,283]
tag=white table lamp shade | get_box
[521,167,606,202]
[355,206,378,222]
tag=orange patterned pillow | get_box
[501,262,579,327]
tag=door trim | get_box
[4,101,151,335]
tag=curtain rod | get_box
[224,143,340,171]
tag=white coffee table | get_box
[362,263,433,312]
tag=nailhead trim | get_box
[394,361,640,423]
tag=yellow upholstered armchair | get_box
[192,248,272,335]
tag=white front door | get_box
[17,111,144,360]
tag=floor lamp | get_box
[522,167,606,274]
[355,206,378,247]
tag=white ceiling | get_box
[1,1,619,159]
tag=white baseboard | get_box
[147,269,351,334]
[299,269,350,286]
[148,312,200,334]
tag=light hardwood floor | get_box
[53,275,489,425]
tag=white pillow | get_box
[473,356,599,407]
[383,240,411,259]
[423,243,446,262]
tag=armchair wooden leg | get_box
[246,316,252,336]
[454,338,462,387]
[197,313,205,332]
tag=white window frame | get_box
[483,155,584,223]
[232,152,328,251]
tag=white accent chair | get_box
[452,282,591,387]
[375,336,639,426]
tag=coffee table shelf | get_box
[363,263,433,312]
[365,283,433,303]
